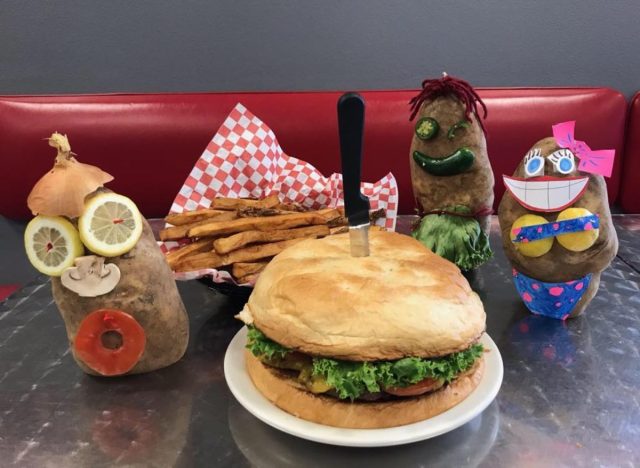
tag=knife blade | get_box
[337,92,370,257]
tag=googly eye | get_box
[548,149,576,175]
[524,149,544,178]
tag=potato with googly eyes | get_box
[498,134,618,319]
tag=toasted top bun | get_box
[238,230,486,360]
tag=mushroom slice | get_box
[61,255,121,297]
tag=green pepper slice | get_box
[415,117,439,140]
[447,120,471,140]
[413,147,475,176]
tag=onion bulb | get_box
[27,133,114,218]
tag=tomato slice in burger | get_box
[74,309,146,376]
[385,377,443,397]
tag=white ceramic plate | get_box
[224,327,503,447]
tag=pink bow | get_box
[552,121,615,178]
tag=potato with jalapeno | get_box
[498,121,618,319]
[409,74,494,271]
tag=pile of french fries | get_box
[161,194,385,284]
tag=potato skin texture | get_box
[52,219,189,375]
[410,96,494,233]
[498,137,618,317]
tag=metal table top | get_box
[1,215,639,467]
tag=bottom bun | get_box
[245,350,485,429]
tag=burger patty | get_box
[247,326,484,401]
[264,363,465,402]
[258,354,449,402]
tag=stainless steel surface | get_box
[348,224,370,257]
[1,215,639,467]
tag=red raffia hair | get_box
[409,74,488,135]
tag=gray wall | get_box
[1,0,639,96]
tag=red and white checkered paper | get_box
[160,103,398,283]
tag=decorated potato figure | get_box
[409,74,494,270]
[498,121,618,319]
[25,134,189,375]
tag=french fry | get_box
[237,207,297,217]
[213,224,329,254]
[175,238,307,271]
[317,207,345,223]
[221,238,307,265]
[328,215,347,228]
[276,202,307,212]
[188,210,338,238]
[232,261,269,278]
[165,239,212,269]
[211,194,280,211]
[165,209,226,226]
[173,251,223,272]
[236,273,260,285]
[159,212,238,241]
[163,198,388,277]
[330,226,349,235]
[160,224,196,241]
[203,211,238,223]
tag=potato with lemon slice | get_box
[52,215,189,376]
[24,134,189,377]
[24,215,84,276]
[79,192,143,257]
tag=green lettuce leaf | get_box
[412,205,492,270]
[312,345,483,400]
[246,326,290,360]
[246,326,484,401]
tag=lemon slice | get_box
[79,193,143,257]
[24,216,84,276]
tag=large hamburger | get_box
[236,230,486,429]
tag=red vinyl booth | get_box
[0,88,627,219]
[621,91,640,213]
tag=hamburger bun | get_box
[239,231,486,361]
[245,350,485,429]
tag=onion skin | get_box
[27,133,113,218]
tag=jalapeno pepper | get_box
[414,117,439,140]
[413,147,475,176]
[447,120,470,140]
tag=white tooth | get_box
[526,182,551,210]
[548,182,572,209]
[522,179,548,192]
[569,178,588,199]
[506,178,528,190]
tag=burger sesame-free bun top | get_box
[239,230,486,361]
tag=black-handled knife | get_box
[338,92,370,257]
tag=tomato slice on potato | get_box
[74,309,146,376]
[385,377,443,397]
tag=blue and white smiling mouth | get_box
[503,175,589,212]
